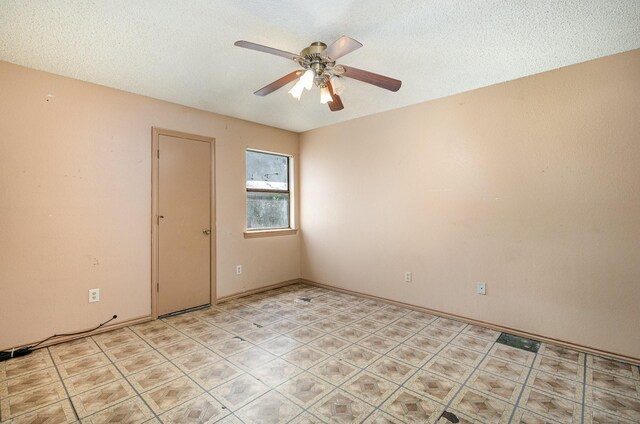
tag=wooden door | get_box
[157,134,211,315]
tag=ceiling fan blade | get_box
[342,65,402,92]
[234,40,298,61]
[327,81,344,112]
[321,36,363,61]
[254,71,304,96]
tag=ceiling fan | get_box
[234,36,402,112]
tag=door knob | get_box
[203,229,211,235]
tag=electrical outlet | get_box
[236,265,242,275]
[477,282,486,295]
[404,271,412,283]
[89,288,100,303]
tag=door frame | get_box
[151,127,216,319]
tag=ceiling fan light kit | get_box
[234,36,402,112]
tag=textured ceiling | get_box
[1,1,639,132]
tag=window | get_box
[246,149,292,231]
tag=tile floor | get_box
[1,283,639,423]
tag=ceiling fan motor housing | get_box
[298,42,339,87]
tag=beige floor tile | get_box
[450,387,513,424]
[405,370,460,404]
[438,345,484,367]
[404,335,446,353]
[419,326,457,343]
[1,382,68,420]
[432,317,467,332]
[113,351,166,376]
[352,319,387,333]
[288,411,329,423]
[141,376,203,414]
[178,322,217,337]
[583,406,637,424]
[368,311,405,325]
[478,356,529,383]
[388,317,426,333]
[462,324,500,341]
[160,393,229,424]
[309,319,345,333]
[489,344,535,367]
[131,322,174,340]
[308,358,357,386]
[381,389,445,423]
[288,328,324,344]
[533,356,584,381]
[291,312,322,325]
[57,353,112,379]
[467,370,522,403]
[423,356,474,383]
[283,347,328,370]
[588,355,640,380]
[210,374,268,411]
[0,350,54,380]
[157,339,202,359]
[49,338,102,364]
[276,372,333,408]
[451,334,494,353]
[538,343,584,364]
[387,344,433,367]
[308,335,349,355]
[334,327,369,343]
[227,346,275,372]
[519,387,581,424]
[71,379,137,418]
[406,311,438,324]
[127,362,183,392]
[250,358,302,387]
[209,338,253,357]
[221,320,259,335]
[7,399,76,424]
[64,364,122,396]
[81,396,154,423]
[238,328,280,345]
[236,390,303,424]
[587,368,640,399]
[435,408,478,424]
[190,360,243,390]
[366,357,416,385]
[462,325,501,341]
[259,335,300,356]
[362,409,407,423]
[192,329,233,347]
[162,315,202,329]
[104,341,151,362]
[311,389,375,424]
[511,407,563,423]
[145,331,186,349]
[172,349,221,373]
[585,386,640,422]
[0,367,60,397]
[342,370,399,406]
[266,319,301,334]
[528,369,583,402]
[357,335,398,354]
[375,326,412,343]
[92,328,141,351]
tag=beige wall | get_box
[300,50,640,359]
[0,62,300,350]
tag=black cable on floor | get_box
[0,314,118,362]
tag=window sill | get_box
[244,228,298,239]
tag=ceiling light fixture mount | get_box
[234,36,402,112]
